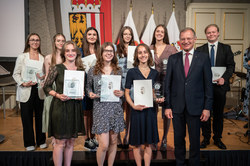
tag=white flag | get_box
[124,10,140,45]
[167,11,180,50]
[140,14,156,46]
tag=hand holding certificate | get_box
[63,70,85,99]
[100,75,122,102]
[211,67,226,83]
[23,59,44,83]
[133,79,153,107]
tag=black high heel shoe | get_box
[122,144,129,149]
[117,144,123,148]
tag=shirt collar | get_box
[208,41,218,48]
[183,48,194,56]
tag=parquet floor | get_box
[0,108,249,152]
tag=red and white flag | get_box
[140,13,156,46]
[60,0,112,46]
[167,11,182,51]
[124,10,140,45]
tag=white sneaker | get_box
[26,146,35,151]
[39,143,47,149]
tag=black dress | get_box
[43,64,85,139]
[125,67,159,146]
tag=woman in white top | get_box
[13,33,46,151]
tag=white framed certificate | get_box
[134,79,153,107]
[211,67,226,82]
[81,54,96,73]
[23,59,43,82]
[100,75,121,102]
[63,70,85,98]
[127,46,155,69]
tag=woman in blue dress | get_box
[125,43,164,166]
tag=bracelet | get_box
[55,93,57,98]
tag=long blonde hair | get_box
[51,33,65,66]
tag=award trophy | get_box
[154,82,163,98]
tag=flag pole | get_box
[173,0,175,12]
[130,0,133,11]
[151,2,154,14]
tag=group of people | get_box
[12,23,237,166]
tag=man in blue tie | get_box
[197,24,235,149]
[164,27,213,166]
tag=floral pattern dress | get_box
[86,67,125,135]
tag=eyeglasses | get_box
[103,49,114,53]
[29,39,40,42]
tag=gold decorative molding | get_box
[223,12,245,40]
[194,12,216,40]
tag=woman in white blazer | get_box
[13,33,46,151]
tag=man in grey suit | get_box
[197,24,235,149]
[164,27,213,166]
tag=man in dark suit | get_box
[164,27,213,166]
[197,24,235,149]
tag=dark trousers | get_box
[20,86,46,147]
[201,85,226,141]
[173,110,201,166]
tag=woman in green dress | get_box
[43,41,85,166]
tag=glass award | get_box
[64,79,80,97]
[154,82,163,98]
[23,66,37,82]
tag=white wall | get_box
[0,0,25,57]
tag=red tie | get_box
[184,52,190,77]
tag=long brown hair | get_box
[133,43,154,67]
[116,26,135,58]
[51,33,66,66]
[61,41,84,70]
[82,27,100,56]
[94,42,120,75]
[23,33,42,54]
[151,24,170,46]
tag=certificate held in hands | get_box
[100,75,121,102]
[23,59,43,82]
[63,70,85,99]
[211,67,226,83]
[133,80,153,107]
